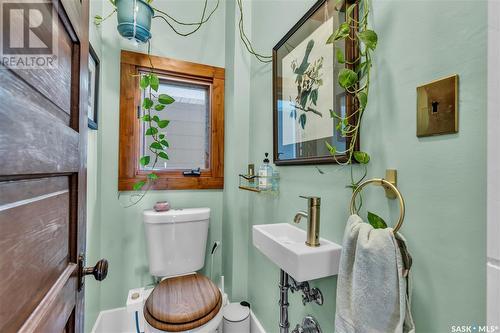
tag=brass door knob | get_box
[82,259,108,281]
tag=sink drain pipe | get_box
[279,269,290,333]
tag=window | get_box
[119,51,225,190]
[140,77,210,171]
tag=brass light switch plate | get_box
[416,74,458,137]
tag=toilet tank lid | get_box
[143,208,210,224]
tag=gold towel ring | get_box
[349,178,406,233]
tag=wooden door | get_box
[0,0,101,332]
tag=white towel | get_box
[335,214,415,333]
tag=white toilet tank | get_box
[143,208,210,277]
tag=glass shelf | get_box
[238,173,279,194]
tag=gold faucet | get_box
[293,196,321,247]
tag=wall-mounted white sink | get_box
[252,223,342,282]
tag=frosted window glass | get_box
[140,77,210,171]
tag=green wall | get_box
[228,1,487,332]
[86,1,487,332]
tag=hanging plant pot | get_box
[116,0,154,44]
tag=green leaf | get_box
[142,97,153,109]
[147,173,159,180]
[325,141,336,156]
[336,121,342,131]
[158,151,169,160]
[356,61,367,73]
[326,22,350,44]
[330,109,341,119]
[142,115,151,121]
[149,74,159,92]
[139,155,150,166]
[357,91,368,109]
[311,89,318,106]
[300,91,309,108]
[133,181,146,191]
[299,113,306,129]
[152,115,160,123]
[358,30,378,50]
[140,76,150,89]
[160,140,169,147]
[145,127,158,136]
[353,151,370,164]
[346,3,357,19]
[338,69,358,89]
[155,104,166,111]
[158,94,175,105]
[157,120,170,128]
[367,211,388,229]
[150,142,163,150]
[159,134,165,139]
[336,48,345,64]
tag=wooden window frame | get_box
[119,50,225,191]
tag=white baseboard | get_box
[91,307,266,333]
[250,310,266,333]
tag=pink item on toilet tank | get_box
[154,201,170,212]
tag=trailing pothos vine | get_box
[325,0,376,167]
[119,45,175,208]
[95,0,220,37]
[134,69,174,192]
[325,0,382,226]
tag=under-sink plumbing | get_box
[291,316,322,333]
[278,269,323,333]
[289,276,324,306]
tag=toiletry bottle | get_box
[258,153,273,190]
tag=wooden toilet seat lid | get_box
[144,273,221,329]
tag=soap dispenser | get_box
[258,153,273,190]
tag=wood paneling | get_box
[118,51,225,191]
[0,0,89,331]
[0,178,70,333]
[118,62,139,180]
[211,78,224,179]
[121,51,225,80]
[12,17,73,114]
[0,67,79,177]
[0,177,67,205]
[18,264,77,333]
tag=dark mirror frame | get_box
[272,0,359,165]
[88,43,99,130]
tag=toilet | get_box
[142,207,226,333]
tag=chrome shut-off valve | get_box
[291,316,322,333]
[289,277,324,306]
